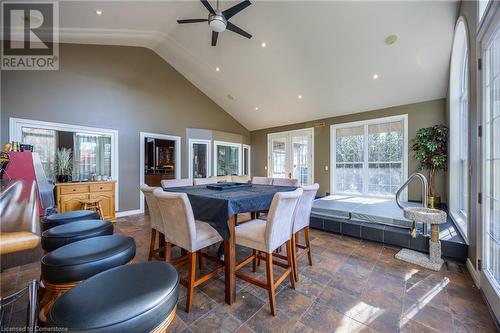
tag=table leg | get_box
[224,214,237,305]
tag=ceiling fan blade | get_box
[226,22,252,39]
[201,0,215,14]
[222,0,251,20]
[211,31,219,46]
[177,19,209,24]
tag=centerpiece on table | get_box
[55,148,73,183]
[412,124,448,208]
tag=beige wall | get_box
[251,99,447,202]
[1,43,250,211]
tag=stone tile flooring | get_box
[1,213,498,332]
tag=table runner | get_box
[163,184,297,239]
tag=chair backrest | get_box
[193,177,218,186]
[216,175,232,183]
[293,183,319,233]
[252,176,273,185]
[140,184,164,234]
[272,178,299,187]
[161,178,193,189]
[231,175,250,183]
[265,188,303,252]
[153,189,196,251]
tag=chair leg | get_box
[164,242,172,262]
[97,201,104,219]
[257,251,261,267]
[198,249,207,271]
[252,250,257,272]
[292,233,299,282]
[286,240,296,290]
[265,252,276,316]
[186,252,197,313]
[305,226,313,266]
[148,229,157,261]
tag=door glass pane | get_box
[192,143,208,178]
[291,134,311,185]
[336,126,364,194]
[21,127,57,180]
[271,137,287,178]
[484,26,500,289]
[216,145,239,176]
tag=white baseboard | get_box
[466,258,481,289]
[115,209,143,218]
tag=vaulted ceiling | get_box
[58,1,458,130]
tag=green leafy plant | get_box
[412,124,448,196]
[54,148,73,179]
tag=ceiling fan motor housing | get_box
[209,11,227,32]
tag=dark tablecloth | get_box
[163,184,297,239]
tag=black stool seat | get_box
[41,220,114,251]
[41,235,135,284]
[41,210,101,231]
[48,262,179,333]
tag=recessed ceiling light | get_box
[255,107,259,111]
[298,95,303,99]
[96,9,103,15]
[372,74,379,79]
[261,42,267,48]
[384,34,398,45]
[215,67,220,72]
[227,94,234,100]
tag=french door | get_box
[267,128,314,185]
[480,2,500,322]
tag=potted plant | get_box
[55,148,73,183]
[412,124,448,208]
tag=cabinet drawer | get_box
[60,185,89,195]
[90,183,113,192]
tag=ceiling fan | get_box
[177,0,252,46]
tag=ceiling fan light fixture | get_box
[209,12,227,32]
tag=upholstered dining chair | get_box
[216,175,232,183]
[234,188,303,316]
[272,178,300,187]
[231,175,250,183]
[161,178,193,189]
[251,176,273,185]
[290,183,319,281]
[153,189,223,313]
[193,177,217,186]
[140,184,168,261]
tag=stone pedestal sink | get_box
[395,207,447,271]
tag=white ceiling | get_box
[58,1,458,131]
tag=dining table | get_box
[163,183,297,304]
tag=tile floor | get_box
[1,214,498,332]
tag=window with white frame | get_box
[189,139,210,179]
[449,18,469,239]
[242,144,251,177]
[214,141,241,176]
[331,115,408,197]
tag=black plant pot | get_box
[57,175,71,183]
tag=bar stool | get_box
[41,219,113,252]
[79,198,104,219]
[39,235,136,322]
[41,210,100,232]
[47,262,179,333]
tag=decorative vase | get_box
[57,175,71,183]
[428,195,440,208]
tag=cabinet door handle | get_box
[100,187,103,190]
[73,189,76,191]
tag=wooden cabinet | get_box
[56,181,116,221]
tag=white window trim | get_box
[213,140,242,176]
[266,128,314,184]
[188,138,211,179]
[330,114,408,199]
[139,132,181,213]
[10,117,120,210]
[242,144,251,177]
